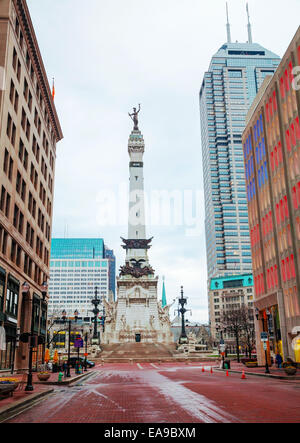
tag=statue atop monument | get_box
[129,104,141,131]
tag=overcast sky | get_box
[27,0,300,323]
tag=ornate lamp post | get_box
[61,309,79,378]
[177,286,191,344]
[91,287,101,344]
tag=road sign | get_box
[263,342,268,350]
[74,338,84,348]
[220,344,226,352]
[261,332,268,342]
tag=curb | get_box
[0,387,54,422]
[214,367,300,380]
[35,370,96,386]
[96,357,218,363]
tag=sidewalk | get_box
[0,368,95,421]
[215,361,300,380]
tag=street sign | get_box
[263,342,268,350]
[74,338,84,348]
[220,344,226,352]
[261,332,268,342]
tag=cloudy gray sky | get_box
[28,0,300,323]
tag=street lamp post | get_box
[84,332,88,372]
[25,335,35,391]
[21,281,34,392]
[256,308,270,374]
[62,309,79,378]
[177,286,191,344]
[91,287,101,344]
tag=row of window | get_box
[13,17,56,146]
[262,211,273,237]
[275,196,289,226]
[292,182,300,211]
[0,225,47,286]
[285,116,300,152]
[281,254,297,282]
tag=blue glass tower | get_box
[199,14,281,281]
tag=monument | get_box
[102,107,174,345]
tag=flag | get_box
[52,78,55,100]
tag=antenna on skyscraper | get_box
[226,2,232,43]
[64,223,68,239]
[246,2,253,44]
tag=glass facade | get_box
[200,42,281,281]
[51,238,105,259]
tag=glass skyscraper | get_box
[200,40,281,281]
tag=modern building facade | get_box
[104,246,116,301]
[199,16,281,281]
[209,273,254,348]
[48,238,116,321]
[0,0,63,371]
[242,26,300,364]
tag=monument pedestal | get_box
[103,276,174,345]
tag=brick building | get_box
[0,0,63,371]
[243,27,300,364]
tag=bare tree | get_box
[220,307,244,363]
[240,305,256,358]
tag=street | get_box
[6,363,300,423]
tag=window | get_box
[6,279,19,318]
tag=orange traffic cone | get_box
[210,367,213,374]
[241,371,246,380]
[226,370,229,377]
[202,366,205,373]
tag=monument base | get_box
[102,276,174,346]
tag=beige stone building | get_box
[0,0,63,371]
[208,274,254,351]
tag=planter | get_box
[37,373,51,381]
[245,362,258,368]
[0,383,18,398]
[284,367,297,376]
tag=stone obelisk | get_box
[102,107,173,344]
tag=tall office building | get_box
[243,27,300,364]
[48,239,116,320]
[199,6,281,282]
[104,246,116,301]
[0,0,63,371]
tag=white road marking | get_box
[137,363,144,370]
[150,363,159,369]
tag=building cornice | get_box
[13,0,63,143]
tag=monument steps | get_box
[100,342,176,361]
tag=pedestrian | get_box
[63,361,68,377]
[275,353,283,369]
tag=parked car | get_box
[68,357,95,368]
